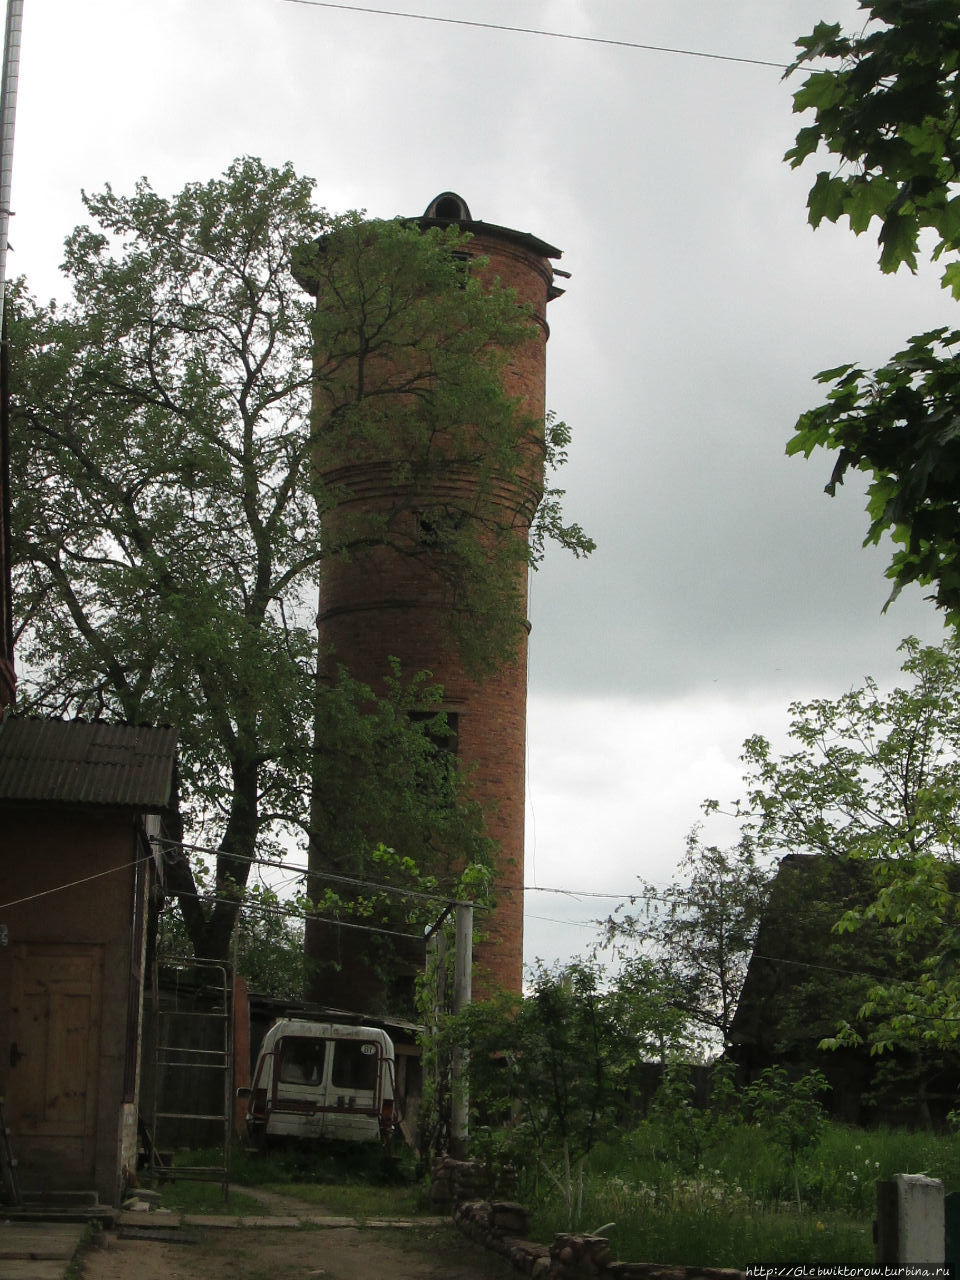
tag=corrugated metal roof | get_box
[0,717,177,811]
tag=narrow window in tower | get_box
[415,505,466,550]
[450,249,473,290]
[408,709,460,805]
[409,709,459,756]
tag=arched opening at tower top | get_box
[423,192,473,222]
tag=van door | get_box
[274,1035,328,1138]
[327,1038,382,1141]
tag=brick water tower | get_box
[303,193,564,1009]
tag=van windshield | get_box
[331,1040,380,1091]
[278,1037,326,1085]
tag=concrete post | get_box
[450,902,473,1160]
[876,1174,945,1266]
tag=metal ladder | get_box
[147,956,233,1198]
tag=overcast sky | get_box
[10,0,953,968]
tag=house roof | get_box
[728,853,892,1054]
[0,717,177,811]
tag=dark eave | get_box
[414,215,562,263]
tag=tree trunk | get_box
[168,753,261,962]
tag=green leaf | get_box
[807,172,847,227]
[878,208,920,274]
[792,71,845,115]
[846,176,900,236]
[941,261,960,300]
[789,21,844,68]
[785,124,824,168]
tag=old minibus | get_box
[243,1018,398,1146]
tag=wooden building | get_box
[729,853,959,1127]
[0,717,177,1205]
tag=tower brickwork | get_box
[305,193,562,1009]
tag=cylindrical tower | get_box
[305,193,563,1010]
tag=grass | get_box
[225,1139,418,1188]
[150,1140,428,1219]
[531,1186,872,1268]
[259,1180,429,1218]
[523,1118,960,1270]
[149,1118,958,1267]
[154,1177,268,1216]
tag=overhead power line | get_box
[155,836,678,908]
[172,889,425,942]
[276,0,788,70]
[154,837,470,907]
[0,847,156,911]
[525,912,597,929]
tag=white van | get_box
[243,1018,398,1146]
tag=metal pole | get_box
[0,0,23,334]
[450,901,472,1160]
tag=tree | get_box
[743,1067,830,1212]
[450,960,639,1226]
[9,157,589,960]
[784,3,960,622]
[731,637,960,864]
[159,875,308,1001]
[600,831,769,1053]
[718,637,960,1060]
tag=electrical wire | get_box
[524,912,597,929]
[8,838,960,1018]
[0,826,659,916]
[0,838,432,941]
[12,830,959,962]
[521,883,668,901]
[276,0,789,70]
[167,888,426,942]
[0,846,156,911]
[157,834,688,906]
[750,951,901,981]
[153,836,468,906]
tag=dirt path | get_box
[227,1184,329,1215]
[77,1216,515,1280]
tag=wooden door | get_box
[6,944,103,1189]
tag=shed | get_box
[0,716,177,1206]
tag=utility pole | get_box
[0,0,21,712]
[0,0,23,331]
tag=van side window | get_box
[278,1037,326,1085]
[331,1040,379,1091]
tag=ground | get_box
[77,1221,515,1280]
[75,1186,516,1280]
